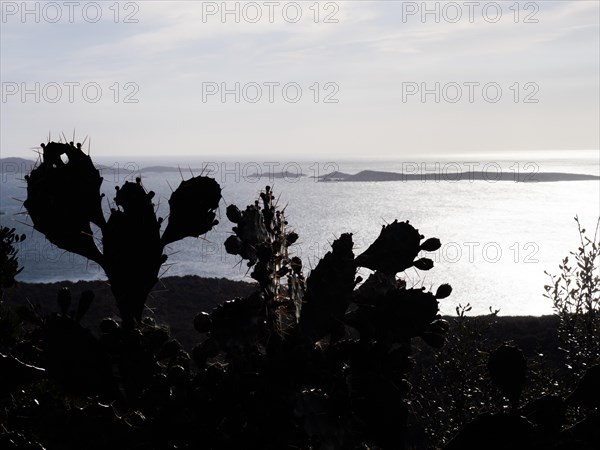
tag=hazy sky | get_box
[1,1,599,159]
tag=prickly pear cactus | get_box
[215,186,452,448]
[24,142,105,264]
[24,141,221,325]
[102,178,165,324]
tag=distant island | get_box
[0,158,302,179]
[246,170,305,179]
[1,158,598,182]
[0,158,195,175]
[317,170,600,183]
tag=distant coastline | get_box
[1,157,598,182]
[0,157,304,178]
[317,169,600,183]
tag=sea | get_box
[1,150,599,316]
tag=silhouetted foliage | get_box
[442,356,600,450]
[24,141,221,325]
[438,218,600,450]
[410,304,503,448]
[209,186,452,448]
[3,151,600,450]
[544,216,600,379]
[1,226,25,298]
[3,177,454,449]
[1,226,26,346]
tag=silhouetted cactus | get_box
[224,185,305,334]
[24,142,104,263]
[212,186,452,448]
[24,141,221,325]
[6,178,600,449]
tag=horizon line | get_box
[1,148,599,162]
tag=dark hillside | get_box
[3,276,256,349]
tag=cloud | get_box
[1,1,598,157]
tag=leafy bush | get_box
[3,145,599,449]
[1,226,26,346]
[410,304,501,448]
[544,216,600,379]
[0,226,26,298]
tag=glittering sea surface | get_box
[2,152,598,316]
